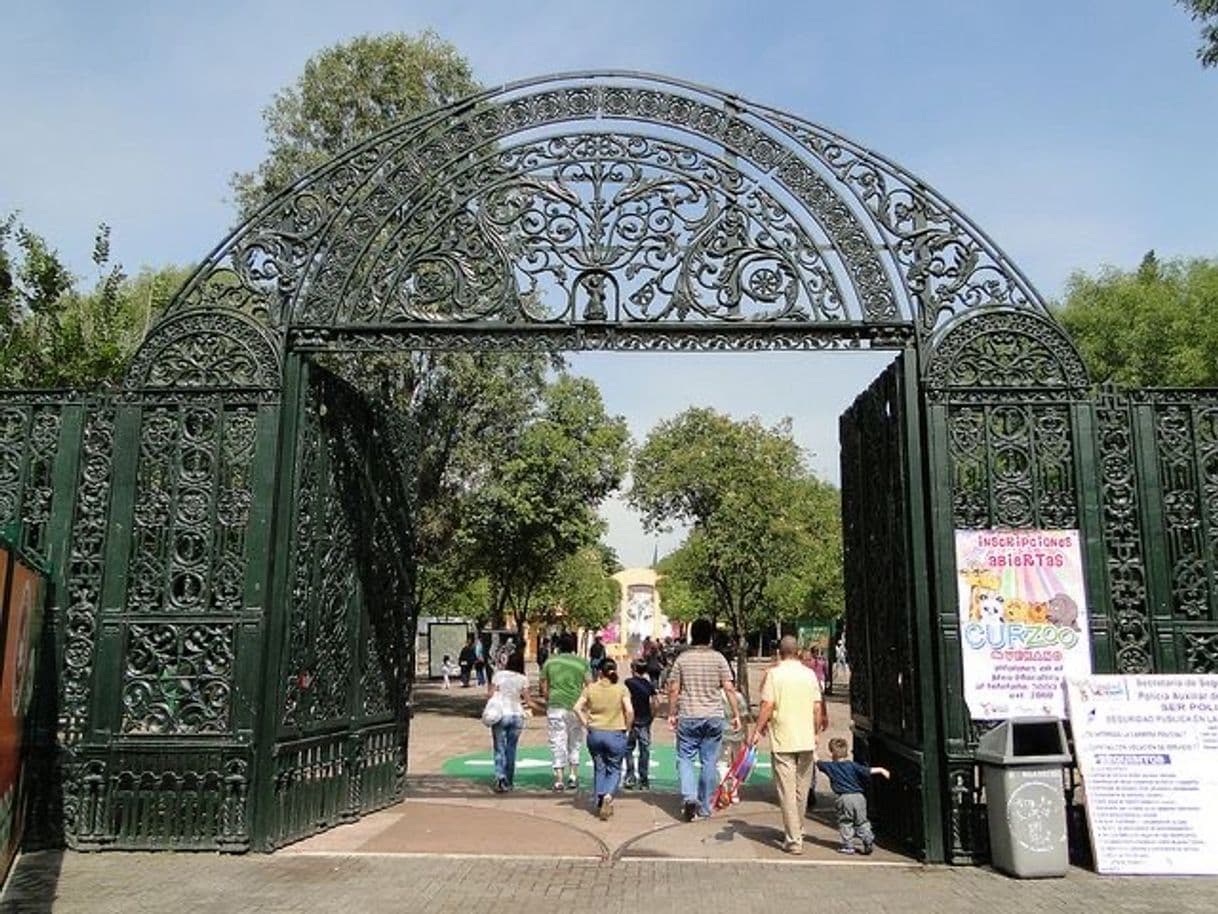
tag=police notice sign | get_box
[1066,675,1218,875]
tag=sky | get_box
[3,1,1216,566]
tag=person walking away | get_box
[816,737,890,854]
[749,635,828,855]
[474,635,487,687]
[440,654,458,690]
[667,618,741,821]
[589,635,606,678]
[537,636,549,672]
[644,638,663,687]
[805,647,828,688]
[540,633,590,791]
[487,649,535,793]
[623,659,658,789]
[458,635,476,688]
[573,658,633,820]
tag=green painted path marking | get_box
[440,745,773,790]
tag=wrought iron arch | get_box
[145,71,1062,362]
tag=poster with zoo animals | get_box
[956,529,1092,720]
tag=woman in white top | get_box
[488,649,535,792]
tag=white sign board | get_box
[955,529,1092,719]
[1066,675,1218,875]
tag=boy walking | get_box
[623,660,658,789]
[816,737,890,855]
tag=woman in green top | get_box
[574,658,634,820]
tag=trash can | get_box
[975,718,1072,878]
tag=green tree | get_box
[399,351,554,619]
[230,31,479,216]
[630,408,840,701]
[537,545,622,633]
[1179,1,1218,67]
[464,374,631,636]
[1055,253,1218,387]
[0,215,189,387]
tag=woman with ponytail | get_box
[573,657,634,820]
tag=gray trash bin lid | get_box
[975,717,1072,766]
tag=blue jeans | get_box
[625,721,652,782]
[586,729,628,800]
[492,715,524,786]
[676,717,725,816]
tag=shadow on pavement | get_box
[1,850,63,914]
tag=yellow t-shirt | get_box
[760,660,821,753]
[583,680,629,731]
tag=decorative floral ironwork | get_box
[121,622,235,734]
[946,403,1078,531]
[61,402,117,744]
[288,325,913,353]
[1181,631,1218,673]
[281,383,356,729]
[125,402,257,616]
[126,308,281,389]
[0,403,65,561]
[1094,387,1153,673]
[153,73,1055,354]
[320,133,846,327]
[1147,402,1218,620]
[924,309,1090,392]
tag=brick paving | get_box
[4,849,1218,914]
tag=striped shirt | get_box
[671,647,734,719]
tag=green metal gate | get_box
[257,357,411,850]
[7,72,1217,861]
[840,352,942,861]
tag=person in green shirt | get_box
[539,632,591,791]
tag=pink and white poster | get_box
[955,529,1092,720]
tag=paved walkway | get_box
[5,664,1218,910]
[6,849,1218,914]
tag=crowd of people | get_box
[468,622,877,855]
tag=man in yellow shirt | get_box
[750,635,828,854]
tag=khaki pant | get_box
[771,750,816,848]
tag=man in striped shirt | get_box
[667,618,742,821]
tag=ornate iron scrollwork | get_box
[151,72,1056,354]
[924,309,1090,393]
[126,308,281,389]
[1095,386,1153,673]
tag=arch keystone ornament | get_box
[16,71,1216,868]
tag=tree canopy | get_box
[0,215,188,388]
[1055,253,1218,387]
[463,374,631,635]
[230,31,479,216]
[1179,1,1218,67]
[631,408,842,700]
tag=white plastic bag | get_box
[481,692,505,727]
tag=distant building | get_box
[600,568,678,660]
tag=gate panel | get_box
[841,351,941,861]
[1125,390,1218,672]
[923,310,1103,864]
[258,360,411,850]
[0,392,88,847]
[69,390,280,850]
